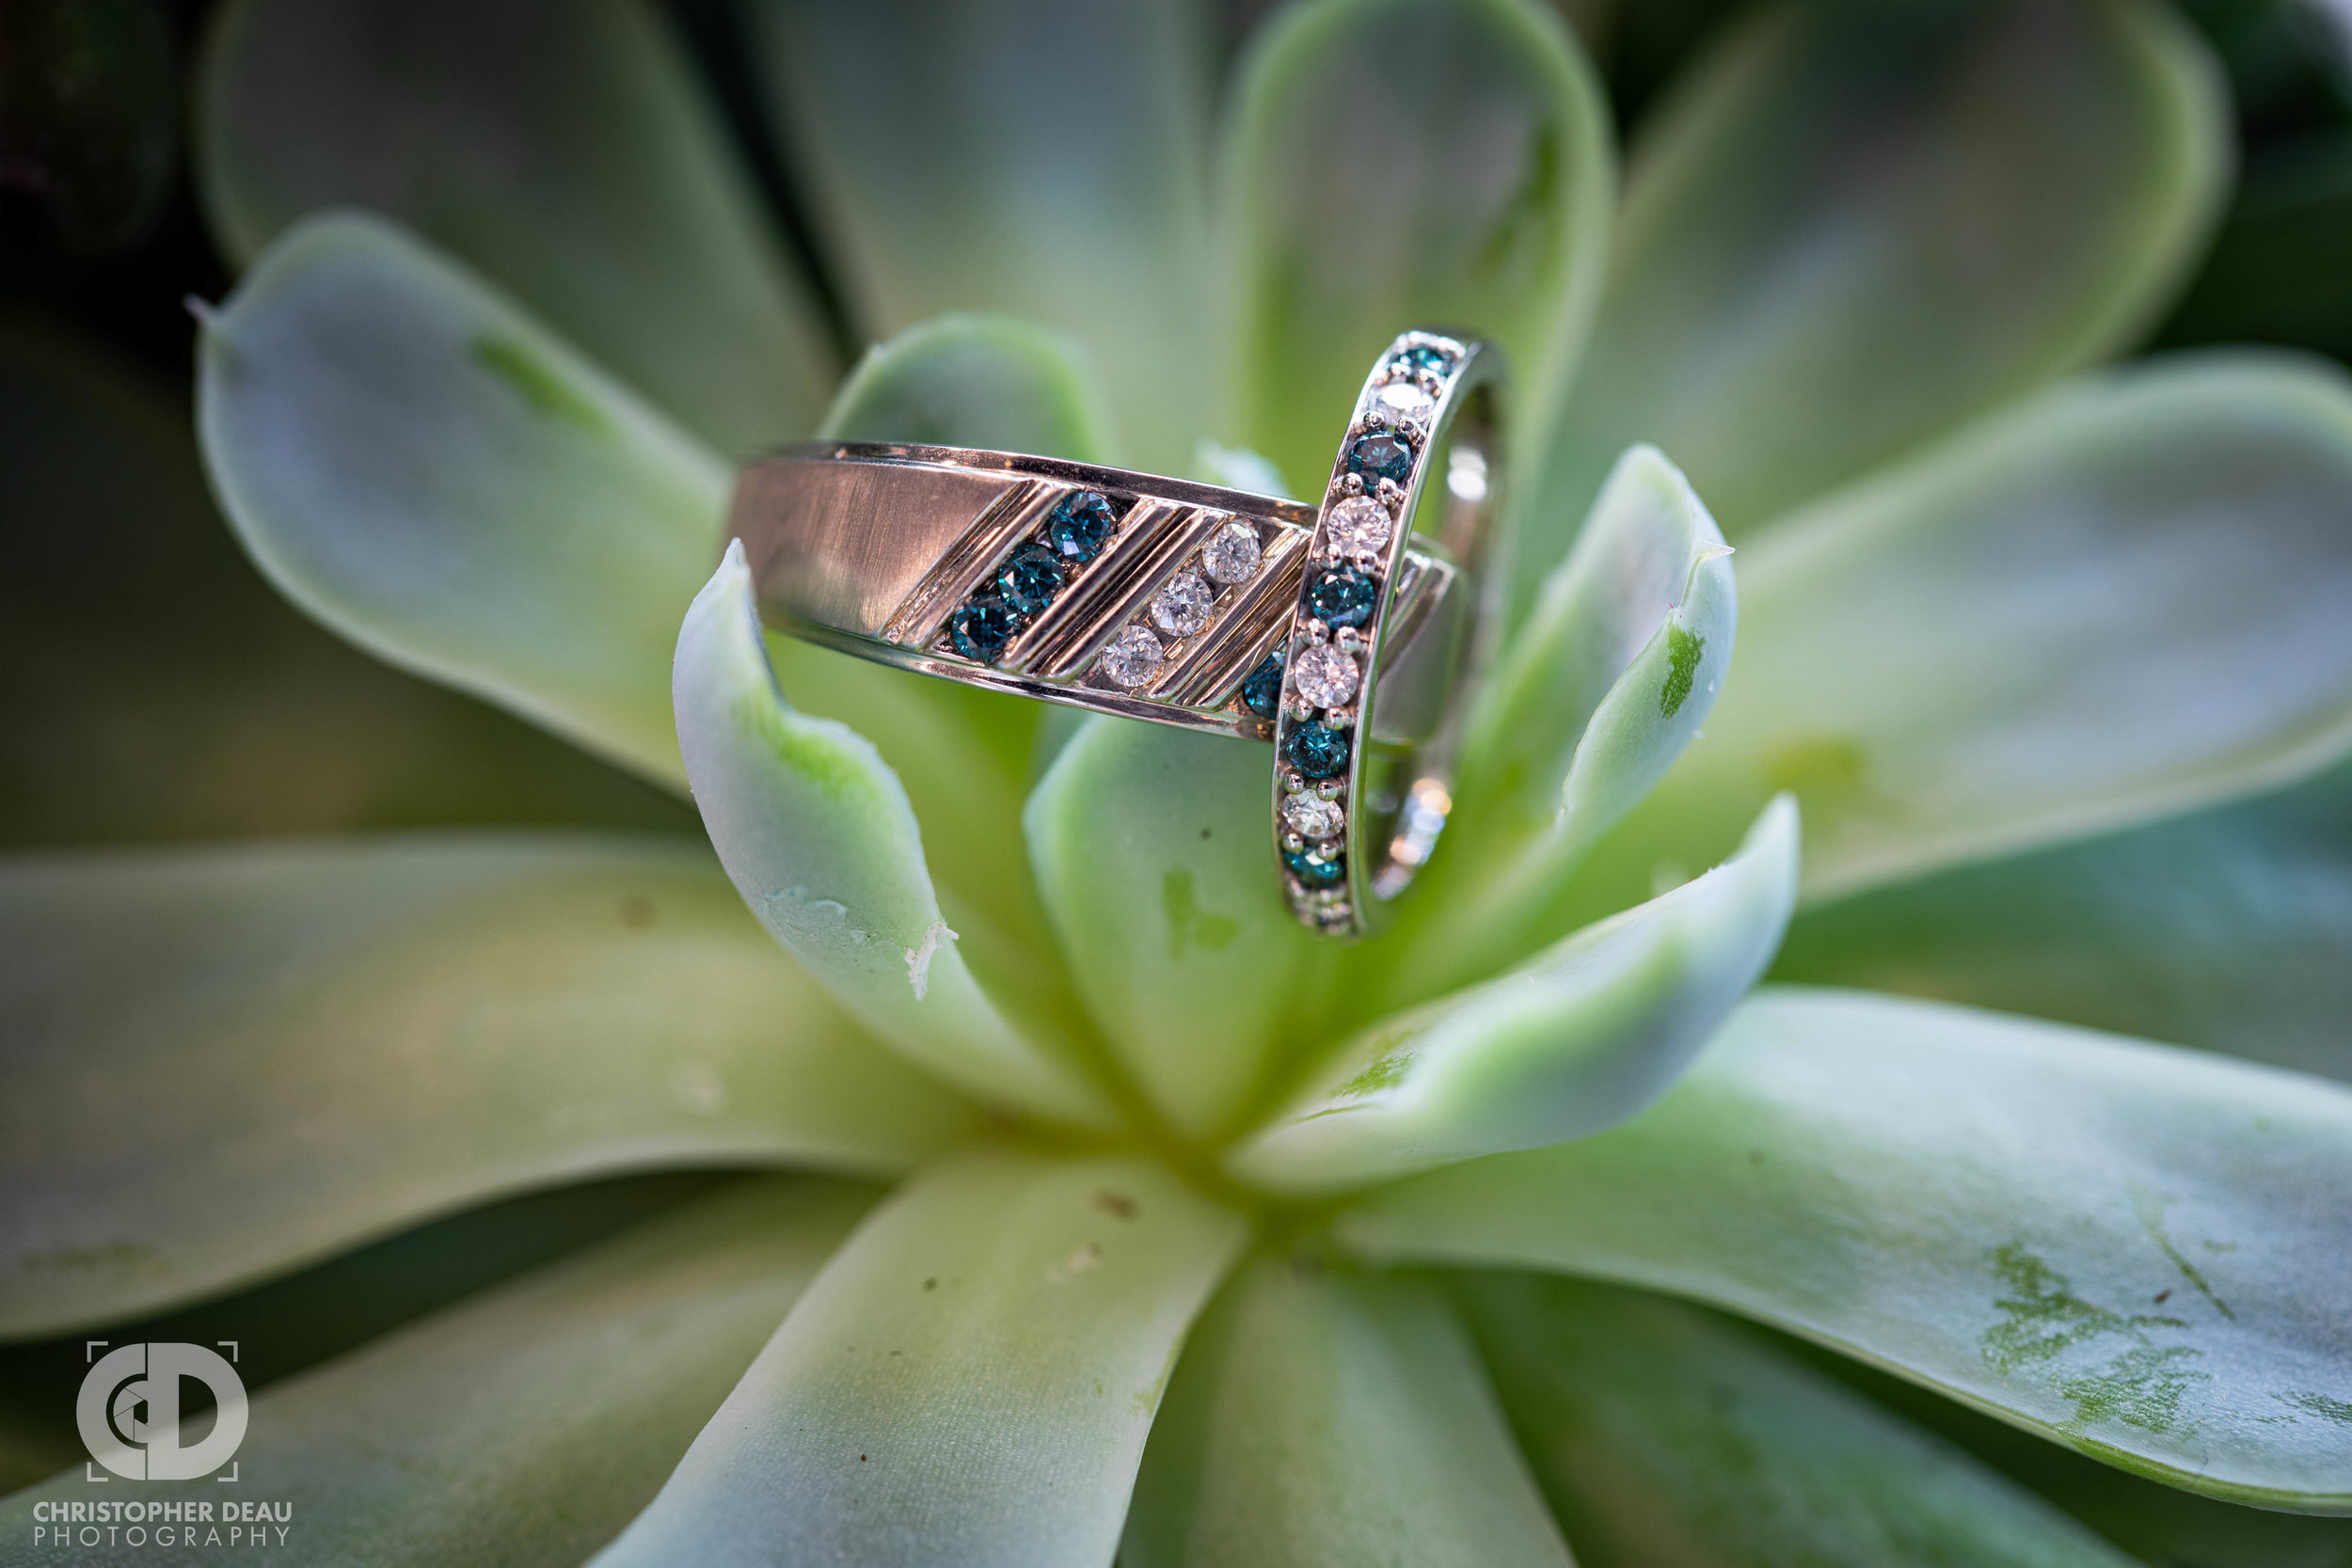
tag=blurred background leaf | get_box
[0,315,695,844]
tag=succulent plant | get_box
[5,0,2352,1564]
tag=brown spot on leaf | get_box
[1094,1190,1138,1220]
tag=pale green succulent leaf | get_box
[820,311,1121,460]
[1222,0,1614,494]
[197,0,835,455]
[1339,988,2352,1512]
[1232,797,1795,1197]
[1522,0,2228,583]
[675,544,1115,1129]
[1025,721,1335,1142]
[741,0,1213,472]
[0,1178,872,1568]
[1460,445,1730,845]
[790,309,1138,1043]
[1570,354,2352,920]
[0,835,970,1339]
[1775,757,2352,1086]
[1398,443,1735,994]
[1795,1316,2352,1568]
[592,1147,1248,1568]
[1192,441,1295,499]
[0,318,692,844]
[198,212,731,788]
[1122,1259,1573,1568]
[1461,1274,2142,1568]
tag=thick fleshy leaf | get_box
[1122,1258,1572,1568]
[1774,757,2352,1085]
[820,311,1120,459]
[0,1178,872,1567]
[592,1147,1248,1568]
[1025,720,1334,1142]
[1792,1321,2352,1568]
[1339,988,2352,1511]
[1462,1274,2141,1568]
[198,212,731,787]
[0,318,692,845]
[1522,0,2227,582]
[742,0,1213,472]
[0,834,967,1338]
[1568,354,2352,921]
[1232,796,1794,1196]
[198,0,835,454]
[0,1401,75,1500]
[0,1173,724,1439]
[1222,0,1613,493]
[1393,443,1734,994]
[675,543,1114,1128]
[785,310,1129,1043]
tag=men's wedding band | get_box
[728,330,1505,939]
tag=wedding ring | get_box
[726,330,1504,940]
[1268,332,1504,938]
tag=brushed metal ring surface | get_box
[726,447,1461,743]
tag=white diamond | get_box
[1325,496,1391,557]
[1293,642,1359,708]
[1283,793,1343,840]
[1375,380,1435,427]
[1151,570,1214,637]
[1100,625,1164,688]
[1200,521,1263,585]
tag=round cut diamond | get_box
[1283,792,1343,840]
[948,597,1021,662]
[1283,721,1351,780]
[1200,521,1263,585]
[995,545,1065,615]
[1306,567,1378,629]
[1100,625,1164,689]
[1374,380,1434,427]
[1047,492,1118,562]
[1324,496,1391,557]
[1345,430,1415,485]
[1151,570,1214,638]
[1284,847,1346,887]
[1239,651,1284,720]
[1292,642,1359,708]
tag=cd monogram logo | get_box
[76,1343,248,1481]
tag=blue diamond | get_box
[1399,342,1453,372]
[1285,847,1346,887]
[948,596,1022,662]
[1345,430,1411,483]
[1284,721,1351,780]
[995,545,1065,615]
[1240,651,1284,720]
[1346,429,1415,485]
[1046,492,1118,562]
[1306,568,1377,629]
